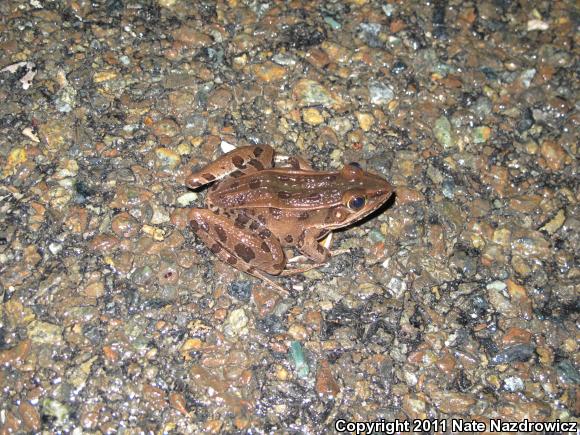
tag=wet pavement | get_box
[0,0,578,433]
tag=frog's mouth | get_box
[355,188,393,221]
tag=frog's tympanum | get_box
[181,145,393,294]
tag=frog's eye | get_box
[348,195,366,210]
[349,162,361,168]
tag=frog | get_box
[176,144,393,294]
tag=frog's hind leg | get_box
[186,145,274,189]
[187,208,289,295]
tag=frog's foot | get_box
[250,269,290,296]
[279,263,323,276]
[282,248,351,276]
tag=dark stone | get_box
[282,23,326,49]
[228,280,252,301]
[391,61,407,75]
[490,344,536,365]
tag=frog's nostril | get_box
[371,188,391,198]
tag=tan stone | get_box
[355,112,374,131]
[250,61,287,82]
[302,108,324,125]
[540,140,569,171]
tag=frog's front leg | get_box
[278,228,331,276]
[280,229,350,276]
[296,227,332,263]
[186,145,274,189]
[187,208,289,294]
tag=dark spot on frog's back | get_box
[278,191,291,199]
[232,156,245,169]
[249,221,259,231]
[298,211,310,220]
[202,173,216,182]
[285,234,293,243]
[214,224,227,242]
[235,212,250,227]
[248,159,264,170]
[260,241,271,253]
[249,178,261,189]
[235,243,256,262]
[227,255,237,265]
[210,243,222,253]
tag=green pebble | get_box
[324,16,341,30]
[42,399,69,425]
[369,228,385,243]
[289,341,309,378]
[472,126,491,143]
[433,116,455,148]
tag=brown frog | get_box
[178,144,393,294]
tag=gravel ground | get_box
[0,0,578,433]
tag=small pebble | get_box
[433,116,456,148]
[177,192,198,206]
[289,341,309,378]
[368,81,394,105]
[224,308,249,337]
[293,79,335,108]
[250,62,287,82]
[302,108,324,126]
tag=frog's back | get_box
[208,169,348,210]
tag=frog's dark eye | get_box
[349,162,361,168]
[348,196,366,210]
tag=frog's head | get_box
[330,162,394,228]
